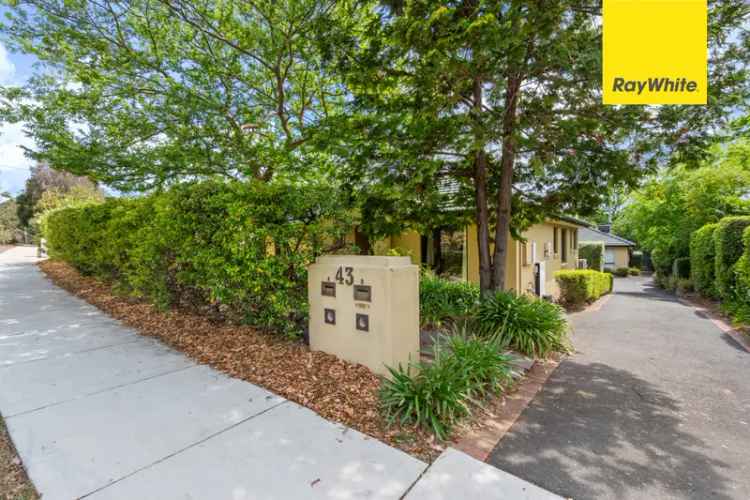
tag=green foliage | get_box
[672,257,691,280]
[419,272,480,328]
[476,291,569,358]
[630,251,644,269]
[728,226,750,319]
[690,223,719,297]
[0,2,344,191]
[714,216,750,299]
[614,149,750,274]
[613,267,630,277]
[579,242,605,272]
[36,185,105,240]
[676,278,694,295]
[554,270,613,307]
[45,180,354,336]
[380,329,512,440]
[628,267,641,276]
[0,198,19,243]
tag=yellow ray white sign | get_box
[603,0,707,105]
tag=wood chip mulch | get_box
[1,415,38,500]
[37,260,444,462]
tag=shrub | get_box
[45,180,354,337]
[730,226,750,317]
[628,267,641,276]
[380,330,512,440]
[419,272,480,327]
[676,278,694,295]
[476,291,569,357]
[690,223,719,298]
[613,267,630,277]
[555,270,613,307]
[714,216,750,299]
[578,242,605,271]
[672,257,691,279]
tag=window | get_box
[553,227,558,255]
[605,249,615,265]
[561,229,568,263]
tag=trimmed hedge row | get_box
[554,270,613,307]
[672,257,691,279]
[690,223,718,297]
[46,180,354,336]
[714,216,750,299]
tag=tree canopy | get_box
[0,1,748,291]
[613,140,750,272]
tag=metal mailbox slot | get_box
[321,281,336,297]
[356,313,369,332]
[353,284,372,302]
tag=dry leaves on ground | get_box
[38,260,443,462]
[1,416,38,500]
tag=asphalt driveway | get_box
[488,276,750,499]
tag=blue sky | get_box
[0,6,38,195]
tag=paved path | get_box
[488,276,750,500]
[0,246,559,500]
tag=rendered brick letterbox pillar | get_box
[308,255,420,377]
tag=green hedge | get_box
[419,272,480,327]
[554,270,613,307]
[731,226,750,310]
[714,216,750,300]
[578,242,605,271]
[46,180,354,336]
[672,257,691,279]
[690,223,718,298]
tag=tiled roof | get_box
[579,226,636,247]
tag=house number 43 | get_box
[335,266,354,286]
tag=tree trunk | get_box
[493,75,521,290]
[473,77,492,292]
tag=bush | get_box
[672,257,691,279]
[46,180,354,336]
[730,226,750,317]
[628,267,641,276]
[690,223,719,298]
[555,270,613,307]
[419,272,480,327]
[714,216,750,299]
[676,278,694,295]
[475,291,569,357]
[380,330,512,440]
[613,267,630,277]
[578,242,605,271]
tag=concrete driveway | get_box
[488,276,750,500]
[1,246,560,500]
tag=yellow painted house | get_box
[355,216,588,300]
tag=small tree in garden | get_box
[579,242,605,272]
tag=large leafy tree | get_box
[323,0,749,291]
[0,0,342,190]
[614,140,750,272]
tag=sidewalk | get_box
[1,246,559,499]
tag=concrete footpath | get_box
[488,276,750,500]
[0,246,558,500]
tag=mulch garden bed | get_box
[38,260,445,462]
[1,415,38,500]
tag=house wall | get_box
[604,246,630,269]
[352,220,581,300]
[465,220,580,299]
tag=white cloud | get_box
[0,43,16,85]
[0,122,35,194]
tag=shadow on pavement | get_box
[488,360,733,500]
